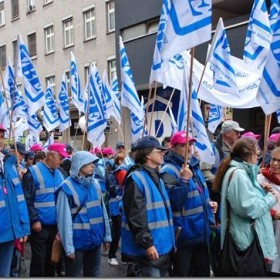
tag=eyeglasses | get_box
[271,157,280,164]
[151,149,164,154]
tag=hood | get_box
[70,151,99,178]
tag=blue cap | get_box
[134,136,168,151]
[10,142,27,155]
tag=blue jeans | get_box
[0,241,15,277]
[139,265,169,277]
[65,245,101,277]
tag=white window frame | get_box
[26,0,35,13]
[46,75,55,95]
[65,70,71,96]
[106,0,115,33]
[63,17,74,48]
[83,8,96,41]
[0,10,5,26]
[107,57,116,84]
[44,25,54,54]
[43,0,53,5]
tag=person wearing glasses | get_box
[121,136,175,277]
[258,146,280,276]
[160,131,218,277]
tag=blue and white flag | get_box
[16,34,44,115]
[0,86,9,131]
[43,87,59,132]
[87,64,107,147]
[131,111,144,142]
[14,118,29,141]
[119,36,143,117]
[57,74,71,132]
[43,132,54,151]
[110,73,121,125]
[27,111,43,136]
[168,105,178,134]
[25,134,39,151]
[277,109,280,124]
[257,11,280,115]
[177,87,187,132]
[209,18,238,95]
[160,0,212,60]
[243,0,272,73]
[191,90,215,164]
[270,0,280,32]
[102,70,115,120]
[70,52,84,114]
[207,104,224,133]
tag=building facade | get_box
[0,0,122,150]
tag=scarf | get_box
[261,166,280,186]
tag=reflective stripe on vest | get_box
[17,194,25,202]
[161,163,180,178]
[34,201,55,208]
[12,177,20,186]
[64,180,80,206]
[0,200,5,208]
[173,205,204,217]
[36,188,54,195]
[32,165,45,189]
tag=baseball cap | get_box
[268,133,280,143]
[116,142,125,149]
[94,147,102,155]
[25,152,35,161]
[30,144,43,152]
[170,131,197,146]
[102,147,115,156]
[0,124,7,132]
[241,131,261,140]
[48,143,70,158]
[134,136,168,151]
[10,142,27,155]
[221,120,245,134]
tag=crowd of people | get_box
[1,120,280,277]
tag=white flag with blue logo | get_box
[257,11,280,115]
[58,74,71,132]
[243,0,272,73]
[209,18,238,95]
[16,34,44,115]
[110,73,121,125]
[270,0,280,32]
[26,111,43,136]
[102,70,115,120]
[207,104,224,133]
[43,132,54,151]
[43,87,59,132]
[25,134,40,151]
[87,64,107,147]
[160,0,212,60]
[119,36,144,124]
[70,52,84,114]
[168,105,178,134]
[0,86,9,131]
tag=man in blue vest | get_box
[160,131,218,276]
[0,133,30,277]
[22,143,67,276]
[121,136,175,277]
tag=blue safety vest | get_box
[0,155,30,243]
[121,170,175,257]
[29,162,63,225]
[59,177,105,250]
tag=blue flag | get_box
[160,0,212,60]
[58,74,71,132]
[70,52,84,114]
[87,64,107,147]
[43,87,59,132]
[16,34,44,115]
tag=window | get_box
[43,0,53,5]
[0,1,5,27]
[11,0,19,19]
[63,18,74,48]
[44,25,54,54]
[26,0,35,13]
[46,76,55,95]
[27,33,36,57]
[107,58,116,83]
[12,40,17,66]
[106,0,115,33]
[0,44,6,69]
[83,8,96,41]
[65,71,71,96]
[84,65,89,84]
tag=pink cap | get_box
[268,133,280,143]
[170,131,197,146]
[89,149,95,155]
[48,143,70,158]
[241,131,261,140]
[102,147,115,156]
[0,124,7,132]
[94,147,102,154]
[30,144,43,152]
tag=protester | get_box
[0,132,30,277]
[30,144,44,153]
[116,142,125,154]
[121,136,175,277]
[213,137,278,275]
[24,152,35,168]
[34,151,46,164]
[263,133,280,167]
[258,146,280,275]
[160,131,217,276]
[55,151,111,277]
[161,136,171,149]
[22,143,66,276]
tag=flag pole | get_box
[184,48,195,164]
[142,84,153,136]
[155,88,176,137]
[148,82,158,135]
[73,111,81,147]
[262,114,272,166]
